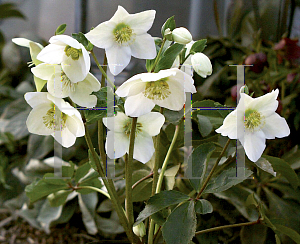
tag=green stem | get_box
[151,107,164,195]
[150,38,166,73]
[91,50,115,89]
[101,54,108,88]
[84,124,135,243]
[196,139,231,199]
[148,123,180,244]
[156,124,180,194]
[126,117,137,228]
[195,218,261,235]
[98,120,106,175]
[77,185,111,199]
[132,172,153,190]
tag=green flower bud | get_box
[172,27,192,44]
[133,222,146,238]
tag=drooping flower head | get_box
[31,63,100,108]
[85,6,156,76]
[37,35,90,83]
[216,89,290,162]
[103,112,165,163]
[25,92,85,148]
[116,68,196,117]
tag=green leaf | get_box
[240,224,268,244]
[154,43,184,72]
[254,158,276,176]
[84,87,114,124]
[190,39,207,54]
[72,32,93,51]
[74,162,91,183]
[78,193,98,234]
[263,156,299,189]
[162,201,196,244]
[204,168,253,194]
[274,225,300,244]
[197,115,213,137]
[134,190,190,226]
[187,143,216,192]
[25,179,69,203]
[0,3,25,20]
[132,169,153,202]
[88,149,99,172]
[195,199,213,214]
[47,190,71,207]
[161,16,176,37]
[55,24,67,35]
[163,108,184,125]
[275,234,281,244]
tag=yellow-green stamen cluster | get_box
[244,109,262,131]
[113,23,134,45]
[143,78,171,100]
[61,71,75,93]
[43,105,67,130]
[64,45,82,60]
[124,119,142,137]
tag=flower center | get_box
[244,109,262,131]
[61,71,76,93]
[113,23,135,45]
[123,119,142,138]
[64,45,82,60]
[43,105,67,131]
[143,78,171,100]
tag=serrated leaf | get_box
[190,39,207,54]
[204,168,253,194]
[55,24,67,35]
[154,43,184,72]
[162,201,196,244]
[195,199,213,214]
[134,190,190,226]
[187,143,216,192]
[263,156,299,189]
[161,16,176,37]
[274,225,300,244]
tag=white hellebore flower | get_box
[103,112,165,164]
[172,27,193,45]
[116,68,196,117]
[31,63,100,108]
[85,5,156,76]
[37,35,90,83]
[216,89,290,162]
[24,92,85,148]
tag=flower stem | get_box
[150,38,166,73]
[195,218,261,235]
[84,123,135,243]
[91,50,115,89]
[126,117,138,228]
[98,120,106,175]
[132,172,154,190]
[151,107,164,195]
[196,138,231,199]
[148,123,180,244]
[77,185,111,199]
[101,54,108,88]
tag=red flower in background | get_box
[274,38,300,64]
[244,52,268,73]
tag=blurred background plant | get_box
[0,0,299,243]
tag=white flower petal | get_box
[26,104,54,135]
[130,33,156,59]
[106,45,131,76]
[110,5,130,23]
[191,53,212,78]
[105,131,129,159]
[141,69,177,82]
[81,43,91,76]
[49,35,81,49]
[53,126,76,148]
[138,112,165,136]
[251,89,279,117]
[171,68,196,92]
[37,44,65,64]
[134,133,155,164]
[12,38,31,47]
[215,110,240,139]
[242,130,266,162]
[24,92,52,108]
[115,75,145,97]
[262,113,290,139]
[62,55,88,83]
[85,21,116,49]
[103,112,128,133]
[47,74,70,99]
[31,63,59,81]
[124,10,156,35]
[124,93,155,117]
